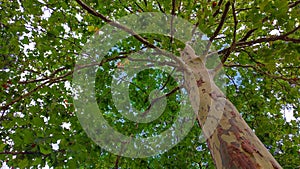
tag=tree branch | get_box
[203,1,231,59]
[236,26,300,47]
[219,26,300,55]
[19,67,68,84]
[239,28,258,42]
[284,37,300,43]
[288,0,300,8]
[118,0,134,13]
[211,2,235,75]
[224,64,299,84]
[156,0,165,13]
[114,155,121,169]
[170,0,176,45]
[0,53,132,120]
[212,0,224,17]
[210,1,231,42]
[142,85,182,117]
[0,77,67,116]
[231,2,238,44]
[0,151,41,155]
[238,49,265,66]
[134,2,145,12]
[75,0,155,49]
[143,0,148,7]
[75,0,186,70]
[0,150,65,156]
[127,56,178,68]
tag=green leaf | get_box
[39,145,52,155]
[0,143,6,151]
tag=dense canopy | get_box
[0,0,299,168]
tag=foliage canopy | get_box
[0,0,299,168]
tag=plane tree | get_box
[0,0,299,168]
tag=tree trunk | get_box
[181,44,282,169]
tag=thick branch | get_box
[171,0,176,15]
[288,0,300,8]
[236,26,300,47]
[284,37,300,43]
[212,3,237,76]
[75,0,186,70]
[231,2,238,44]
[75,0,155,49]
[219,26,300,55]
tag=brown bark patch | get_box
[197,78,205,86]
[218,130,261,169]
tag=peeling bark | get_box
[181,44,282,169]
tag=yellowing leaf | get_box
[87,25,95,32]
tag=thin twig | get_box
[239,28,258,42]
[156,0,165,13]
[134,2,145,12]
[224,64,299,84]
[142,85,182,117]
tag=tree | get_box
[0,0,299,168]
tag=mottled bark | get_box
[181,44,282,169]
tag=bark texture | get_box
[181,44,282,169]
